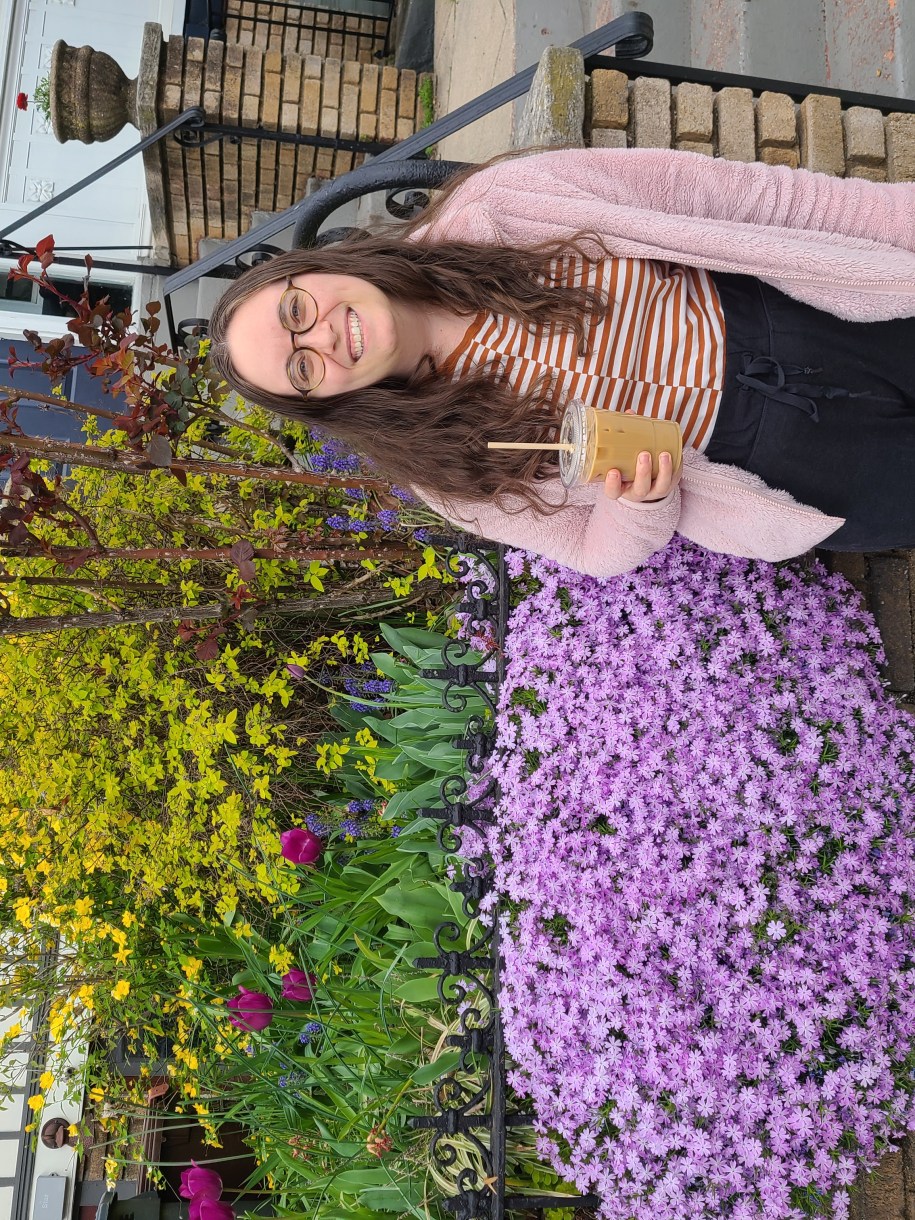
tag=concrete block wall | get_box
[587,69,915,182]
[149,30,430,266]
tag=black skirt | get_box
[705,272,915,551]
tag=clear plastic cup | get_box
[558,402,683,488]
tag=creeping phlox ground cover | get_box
[475,539,915,1220]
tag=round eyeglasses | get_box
[279,277,326,395]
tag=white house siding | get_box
[0,993,89,1220]
[0,0,184,346]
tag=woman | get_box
[208,147,915,578]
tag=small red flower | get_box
[366,1126,393,1158]
[16,93,28,111]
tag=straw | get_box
[487,442,575,452]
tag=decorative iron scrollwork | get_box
[386,187,432,219]
[411,537,598,1215]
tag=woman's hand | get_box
[603,449,681,503]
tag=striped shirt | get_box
[442,256,727,452]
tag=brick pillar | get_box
[140,22,432,266]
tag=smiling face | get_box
[223,271,426,400]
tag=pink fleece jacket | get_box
[410,148,915,577]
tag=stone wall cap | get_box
[516,45,585,150]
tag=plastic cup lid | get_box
[559,401,587,487]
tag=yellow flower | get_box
[89,1086,105,1104]
[5,1022,22,1040]
[14,899,31,926]
[111,980,130,1001]
[104,1158,119,1183]
[181,957,203,981]
[27,1094,44,1112]
[39,1070,54,1091]
[73,897,93,917]
[268,944,294,975]
[67,1124,79,1137]
[121,911,136,927]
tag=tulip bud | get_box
[227,987,274,1032]
[179,1162,223,1201]
[281,969,316,1002]
[199,1200,236,1220]
[280,827,322,865]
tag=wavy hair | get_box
[207,170,609,513]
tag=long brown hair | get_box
[207,170,609,513]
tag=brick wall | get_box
[225,1,388,64]
[152,32,430,266]
[587,70,915,181]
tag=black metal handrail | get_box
[0,107,206,252]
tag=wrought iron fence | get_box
[224,0,393,61]
[412,538,600,1219]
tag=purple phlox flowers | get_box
[465,538,915,1220]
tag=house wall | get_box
[0,0,185,346]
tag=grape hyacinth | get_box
[390,486,418,504]
[343,676,395,713]
[306,434,362,475]
[470,538,915,1220]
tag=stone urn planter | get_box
[49,39,139,144]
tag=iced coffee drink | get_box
[558,402,683,488]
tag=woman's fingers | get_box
[604,452,677,503]
[629,451,654,499]
[603,468,624,500]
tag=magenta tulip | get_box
[281,969,316,1002]
[280,827,322,865]
[199,1201,236,1220]
[227,987,274,1032]
[179,1162,223,1201]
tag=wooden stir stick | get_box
[487,442,575,452]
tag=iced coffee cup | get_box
[557,402,683,488]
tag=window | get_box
[1,271,133,319]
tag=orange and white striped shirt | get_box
[442,256,727,452]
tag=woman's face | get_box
[224,272,423,400]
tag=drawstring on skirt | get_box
[736,354,874,423]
